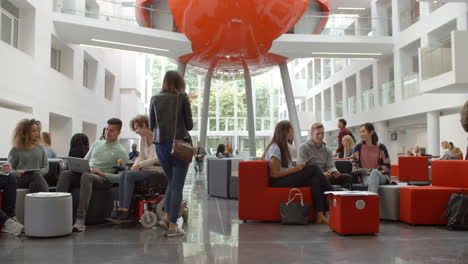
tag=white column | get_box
[279,63,302,146]
[320,91,325,123]
[342,80,348,116]
[371,0,389,36]
[199,68,214,148]
[197,75,202,138]
[393,49,403,104]
[375,121,389,146]
[373,61,381,108]
[331,87,336,121]
[177,62,186,77]
[234,79,239,154]
[244,65,257,157]
[356,71,363,113]
[215,80,219,131]
[427,111,441,156]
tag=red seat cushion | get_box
[238,160,316,222]
[431,160,468,188]
[398,156,429,182]
[391,165,399,177]
[400,186,468,225]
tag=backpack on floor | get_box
[443,192,468,230]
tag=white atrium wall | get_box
[0,0,147,157]
[290,1,468,163]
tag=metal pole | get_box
[279,62,302,147]
[243,63,257,158]
[199,67,214,148]
[177,62,186,77]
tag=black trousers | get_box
[270,165,333,212]
[329,173,353,189]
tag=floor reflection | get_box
[1,171,468,263]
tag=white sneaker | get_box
[72,218,86,232]
[1,218,24,236]
[165,227,186,237]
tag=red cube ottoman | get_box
[328,192,380,235]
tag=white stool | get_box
[25,192,72,237]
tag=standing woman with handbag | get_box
[262,120,333,224]
[149,70,193,237]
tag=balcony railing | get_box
[361,89,374,112]
[380,81,395,105]
[400,5,420,31]
[291,13,392,37]
[421,47,452,80]
[402,73,419,99]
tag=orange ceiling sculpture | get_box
[136,0,329,72]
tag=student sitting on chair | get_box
[56,118,128,232]
[108,115,164,223]
[8,119,49,193]
[297,123,353,190]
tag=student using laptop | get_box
[297,123,353,189]
[56,118,128,232]
[8,119,49,193]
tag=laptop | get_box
[67,157,91,173]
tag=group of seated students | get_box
[216,142,234,158]
[262,121,391,225]
[0,115,167,235]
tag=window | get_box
[0,1,19,48]
[83,59,89,88]
[51,47,62,72]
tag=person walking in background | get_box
[263,121,333,224]
[41,132,57,159]
[8,119,49,193]
[69,133,90,158]
[149,70,193,237]
[334,119,353,158]
[194,141,207,173]
[128,143,139,161]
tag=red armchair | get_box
[238,160,316,222]
[398,156,429,182]
[400,160,468,225]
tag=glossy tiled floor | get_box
[1,171,468,264]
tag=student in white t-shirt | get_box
[262,120,333,224]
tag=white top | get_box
[264,143,293,177]
[26,192,71,198]
[135,136,163,172]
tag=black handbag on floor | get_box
[443,192,468,230]
[280,188,311,225]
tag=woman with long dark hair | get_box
[149,70,193,237]
[262,120,333,224]
[69,133,90,158]
[216,144,226,158]
[350,123,391,193]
